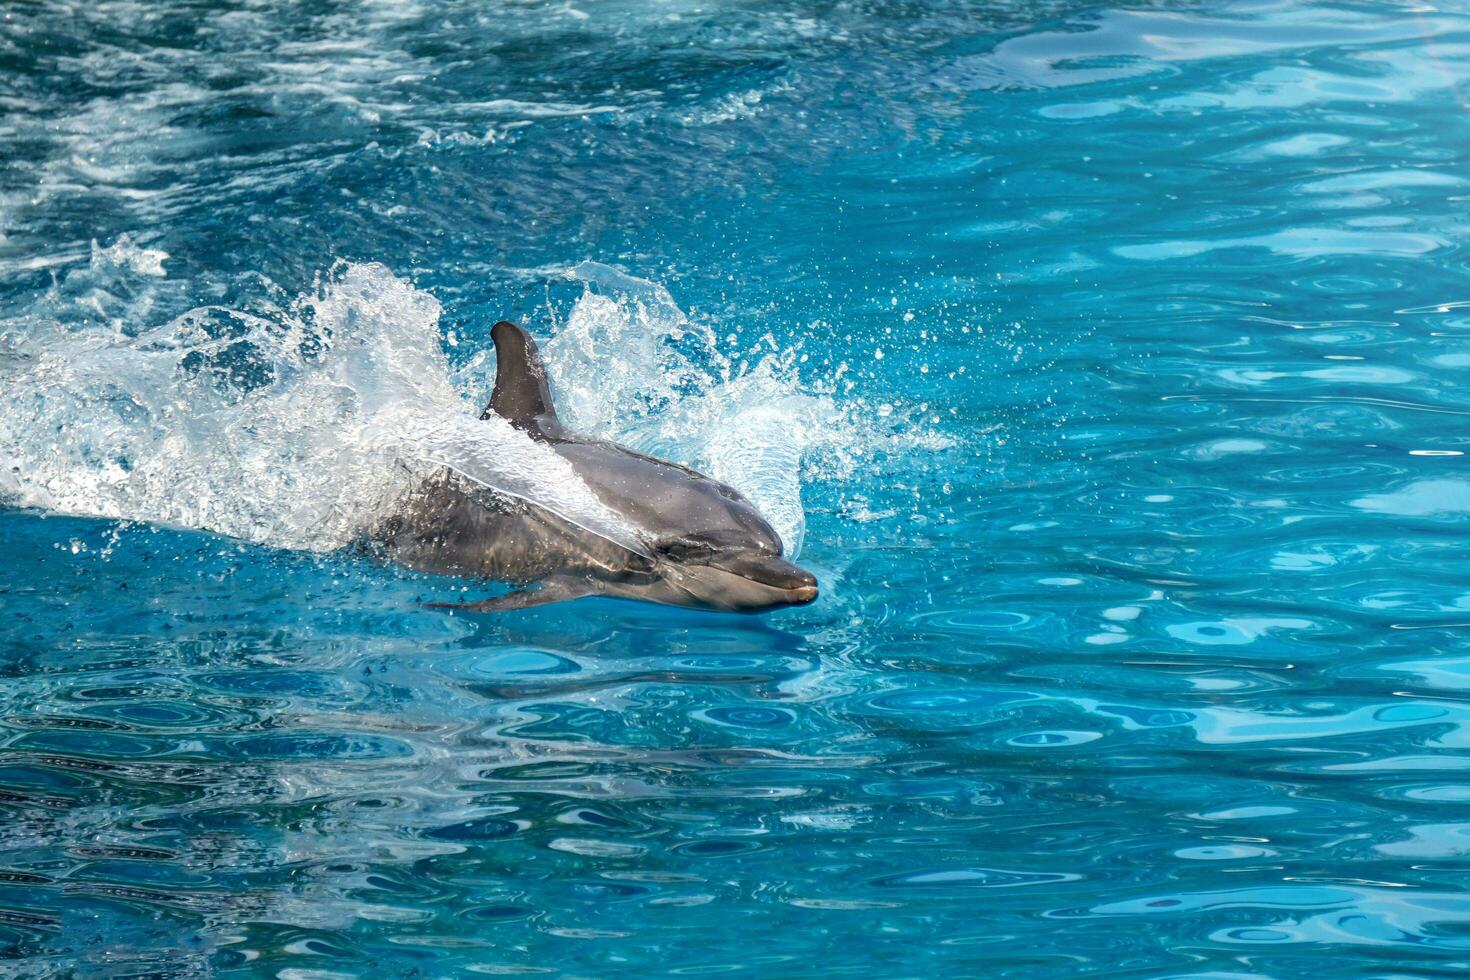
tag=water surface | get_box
[4,0,1470,975]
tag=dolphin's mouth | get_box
[661,551,819,611]
[722,554,819,605]
[786,582,819,605]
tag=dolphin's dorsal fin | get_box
[481,320,562,436]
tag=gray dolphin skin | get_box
[368,321,819,613]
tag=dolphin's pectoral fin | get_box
[424,577,596,614]
[480,320,562,437]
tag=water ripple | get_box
[5,0,1470,974]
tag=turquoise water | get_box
[5,0,1470,974]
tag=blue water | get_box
[5,0,1470,975]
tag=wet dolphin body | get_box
[368,321,819,613]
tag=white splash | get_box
[0,259,645,556]
[91,234,169,277]
[521,261,863,558]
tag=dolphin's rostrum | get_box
[369,321,819,613]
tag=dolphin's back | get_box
[478,319,785,558]
[549,437,785,556]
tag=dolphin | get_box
[367,321,819,613]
